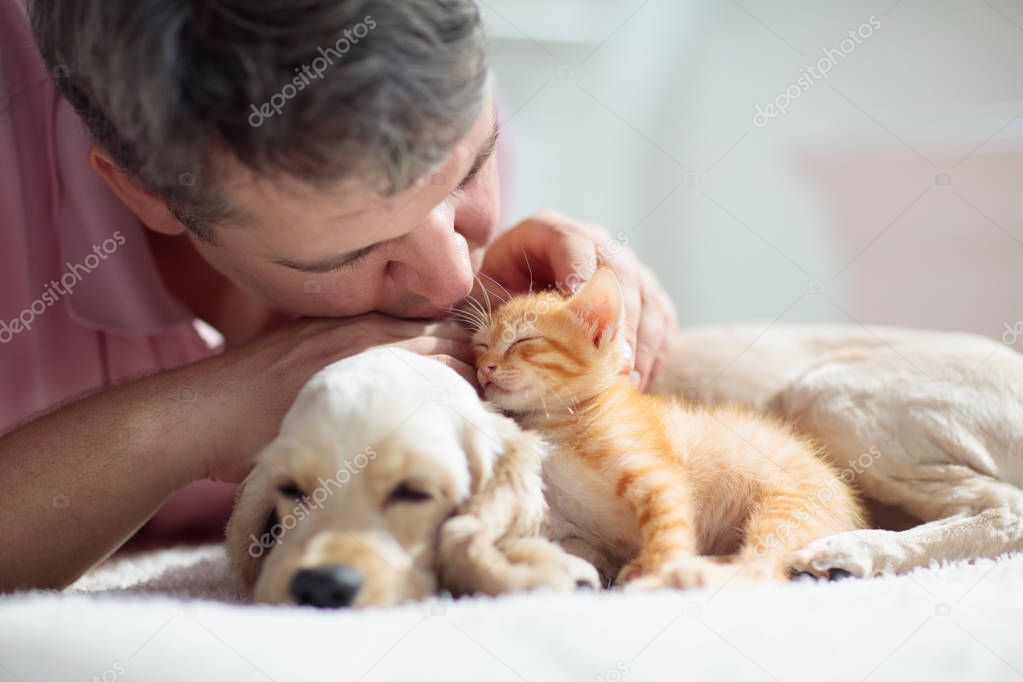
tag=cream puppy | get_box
[225,347,598,608]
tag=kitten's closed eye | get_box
[509,336,543,349]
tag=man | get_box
[0,0,675,591]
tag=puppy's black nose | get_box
[290,565,363,608]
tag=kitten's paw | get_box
[786,531,897,580]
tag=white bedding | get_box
[1,544,1021,681]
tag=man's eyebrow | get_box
[274,121,499,274]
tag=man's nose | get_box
[389,206,475,308]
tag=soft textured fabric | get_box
[0,0,223,436]
[0,543,1019,681]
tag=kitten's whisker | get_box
[464,313,486,332]
[444,304,484,331]
[520,247,534,294]
[474,275,494,320]
[465,293,487,320]
[477,271,511,304]
[463,295,490,329]
[446,309,484,331]
[543,378,578,416]
[550,391,575,415]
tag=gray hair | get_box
[30,0,488,241]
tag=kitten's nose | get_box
[486,364,497,373]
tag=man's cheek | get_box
[284,272,382,318]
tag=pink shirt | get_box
[0,0,223,436]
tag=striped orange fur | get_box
[471,268,866,588]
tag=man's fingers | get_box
[618,278,642,370]
[420,320,473,341]
[634,299,664,389]
[481,214,603,293]
[548,232,601,291]
[394,337,472,363]
[653,337,673,389]
[479,219,557,291]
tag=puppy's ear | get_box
[224,470,275,592]
[439,415,551,596]
[460,411,526,497]
[461,424,497,498]
[458,413,548,528]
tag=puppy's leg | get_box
[438,429,599,595]
[789,466,1023,577]
[440,518,600,594]
[503,538,601,589]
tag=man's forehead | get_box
[220,101,497,231]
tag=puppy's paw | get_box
[787,531,897,580]
[504,538,601,591]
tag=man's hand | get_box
[480,211,677,389]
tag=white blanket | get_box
[1,544,1021,681]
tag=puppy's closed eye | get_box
[278,482,304,500]
[385,482,433,506]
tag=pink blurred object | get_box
[131,481,239,545]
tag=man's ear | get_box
[87,145,187,236]
[567,267,624,348]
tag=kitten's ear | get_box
[568,267,624,347]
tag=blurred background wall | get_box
[484,0,1023,344]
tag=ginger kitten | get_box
[470,268,865,589]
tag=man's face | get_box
[190,99,500,319]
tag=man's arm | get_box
[0,315,472,591]
[0,360,225,590]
